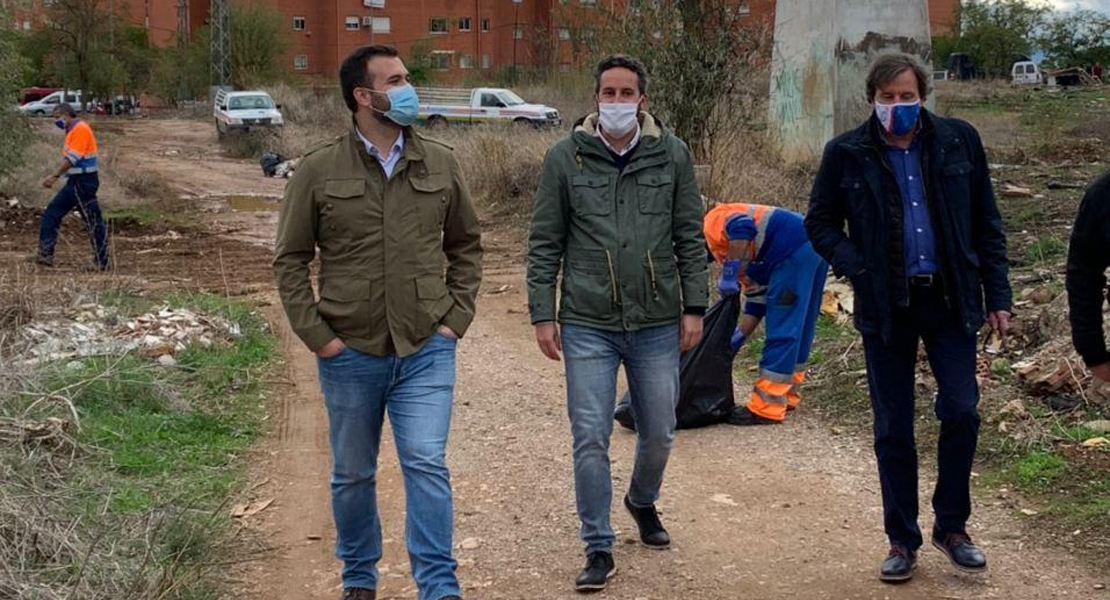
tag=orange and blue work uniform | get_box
[705,203,828,421]
[38,119,109,268]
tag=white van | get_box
[1012,61,1043,85]
[19,90,84,116]
[213,89,284,138]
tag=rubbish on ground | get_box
[711,493,739,506]
[1080,437,1108,448]
[260,151,297,178]
[1000,184,1035,197]
[1084,420,1110,433]
[822,282,854,317]
[1046,180,1085,190]
[231,497,274,518]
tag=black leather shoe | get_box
[624,495,670,549]
[575,551,615,592]
[932,528,987,573]
[614,404,636,431]
[726,406,779,426]
[340,588,376,600]
[879,545,917,583]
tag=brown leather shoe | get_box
[340,588,376,600]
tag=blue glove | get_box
[719,259,741,297]
[730,327,747,354]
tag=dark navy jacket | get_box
[804,110,1012,341]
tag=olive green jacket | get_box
[274,125,482,357]
[526,112,708,331]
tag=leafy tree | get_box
[39,0,114,109]
[948,0,1050,78]
[1037,9,1110,69]
[228,1,290,88]
[0,8,31,180]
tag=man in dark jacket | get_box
[1066,170,1110,382]
[805,53,1012,584]
[527,55,707,592]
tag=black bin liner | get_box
[615,294,740,430]
[259,151,285,177]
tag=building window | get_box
[738,3,751,15]
[292,16,305,30]
[460,54,475,69]
[363,0,385,7]
[481,18,490,32]
[430,17,449,34]
[345,16,360,30]
[458,17,471,31]
[481,54,491,69]
[431,51,452,70]
[369,17,390,32]
[581,0,597,5]
[294,54,308,70]
[513,26,523,40]
[557,28,570,41]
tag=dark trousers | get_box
[38,173,109,267]
[862,285,980,551]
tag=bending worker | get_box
[707,202,828,425]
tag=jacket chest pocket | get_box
[321,179,368,239]
[635,172,673,215]
[839,176,872,219]
[570,175,613,216]
[410,174,450,234]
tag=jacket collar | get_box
[572,111,666,162]
[348,121,425,163]
[843,108,950,154]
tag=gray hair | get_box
[866,53,932,101]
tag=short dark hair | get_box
[594,54,648,96]
[54,103,77,118]
[339,45,400,112]
[866,53,932,102]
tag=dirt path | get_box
[109,120,1107,600]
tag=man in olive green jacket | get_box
[527,55,707,592]
[273,45,481,600]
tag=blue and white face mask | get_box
[874,100,921,136]
[373,84,420,127]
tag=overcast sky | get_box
[1046,0,1110,13]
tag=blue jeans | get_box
[561,323,680,554]
[862,285,980,551]
[38,173,109,267]
[317,334,460,600]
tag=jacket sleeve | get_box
[440,153,484,337]
[672,140,709,312]
[1065,183,1110,367]
[804,141,865,278]
[526,146,569,324]
[273,161,335,352]
[966,125,1012,313]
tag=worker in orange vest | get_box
[706,203,828,425]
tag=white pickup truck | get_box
[417,87,561,129]
[213,89,284,138]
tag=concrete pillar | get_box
[770,0,932,162]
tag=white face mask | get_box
[598,103,639,137]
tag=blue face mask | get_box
[54,118,66,130]
[368,84,420,127]
[874,100,921,136]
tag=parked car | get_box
[417,87,561,129]
[213,89,284,138]
[19,86,60,105]
[1012,61,1043,85]
[19,90,84,116]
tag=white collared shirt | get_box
[595,122,641,157]
[355,128,405,178]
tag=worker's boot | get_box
[726,406,779,426]
[27,253,53,267]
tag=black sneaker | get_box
[726,406,779,426]
[879,545,917,583]
[614,404,636,431]
[623,495,670,549]
[575,551,615,593]
[27,254,53,267]
[932,528,987,573]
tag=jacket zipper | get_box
[646,251,659,300]
[605,249,620,307]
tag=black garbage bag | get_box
[615,294,740,430]
[260,151,285,177]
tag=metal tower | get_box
[210,0,231,86]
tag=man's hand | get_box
[718,259,741,297]
[437,325,459,340]
[1091,361,1110,383]
[987,310,1012,335]
[680,314,703,352]
[729,326,747,354]
[535,322,562,361]
[42,175,58,189]
[315,338,346,359]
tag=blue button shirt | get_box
[887,141,939,276]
